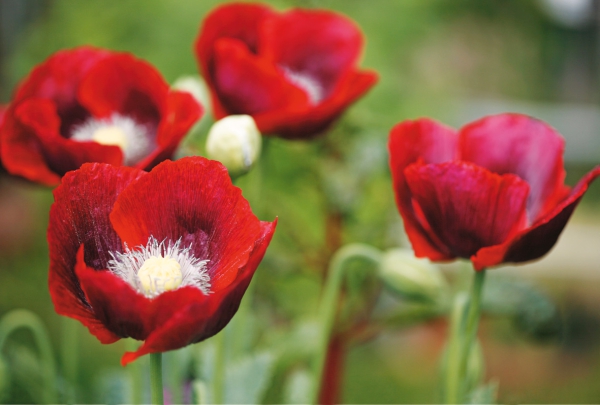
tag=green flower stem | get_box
[212,330,227,404]
[150,352,164,405]
[61,317,78,404]
[309,243,382,405]
[443,293,469,404]
[443,268,486,404]
[0,309,58,404]
[462,270,486,363]
[126,339,142,405]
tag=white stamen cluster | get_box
[107,236,210,298]
[70,113,156,166]
[281,67,325,105]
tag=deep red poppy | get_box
[0,46,202,186]
[47,156,276,365]
[389,113,600,271]
[194,2,378,139]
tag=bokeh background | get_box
[1,0,600,403]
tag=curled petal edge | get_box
[472,166,600,271]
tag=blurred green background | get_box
[1,0,600,403]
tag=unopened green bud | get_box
[206,115,261,178]
[379,248,448,304]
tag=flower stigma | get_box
[107,236,210,298]
[71,113,156,165]
[91,125,128,150]
[137,256,183,295]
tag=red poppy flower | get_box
[47,156,276,365]
[389,113,600,271]
[0,46,202,186]
[194,2,378,139]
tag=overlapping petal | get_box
[389,113,600,270]
[194,2,377,139]
[0,46,202,185]
[48,163,143,341]
[460,113,569,221]
[405,161,529,259]
[388,118,458,260]
[48,157,276,365]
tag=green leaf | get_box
[283,368,313,404]
[223,351,276,404]
[466,381,499,404]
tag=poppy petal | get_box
[11,99,123,178]
[255,70,378,139]
[405,161,529,259]
[48,163,144,340]
[78,53,168,125]
[460,113,569,222]
[260,8,364,97]
[110,157,263,292]
[473,166,600,270]
[194,2,275,119]
[120,220,277,365]
[75,249,210,342]
[0,102,61,185]
[135,90,203,170]
[13,47,110,134]
[388,119,459,260]
[211,38,309,120]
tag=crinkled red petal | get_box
[75,247,210,342]
[473,166,600,270]
[121,219,277,365]
[260,8,363,95]
[211,38,309,118]
[110,156,264,292]
[78,53,168,125]
[135,90,203,170]
[459,113,569,222]
[48,163,144,341]
[194,2,275,118]
[388,119,459,260]
[405,161,529,259]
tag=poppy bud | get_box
[379,248,448,304]
[206,115,261,178]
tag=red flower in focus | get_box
[48,156,276,365]
[389,113,600,271]
[0,47,202,185]
[195,2,378,139]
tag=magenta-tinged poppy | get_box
[0,47,202,186]
[194,2,378,140]
[48,156,276,365]
[389,113,600,271]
